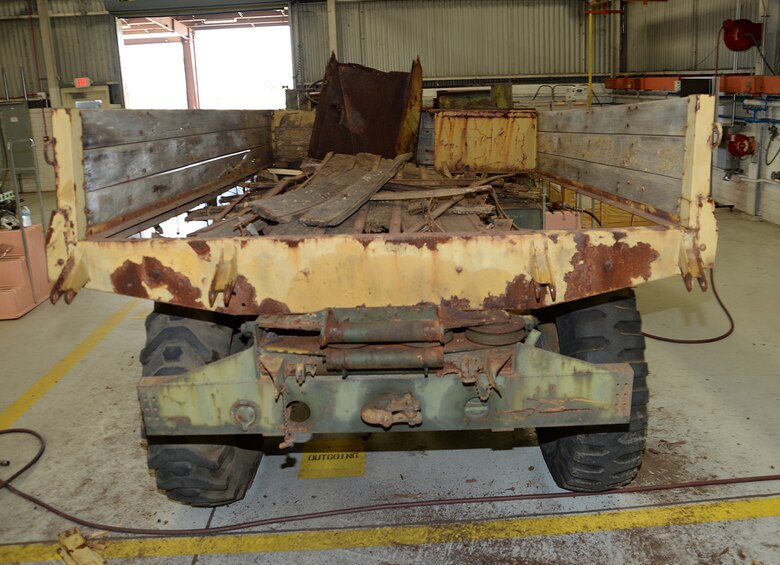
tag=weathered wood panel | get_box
[537,132,684,179]
[84,129,268,191]
[300,153,410,227]
[81,109,271,149]
[86,147,268,235]
[253,154,365,222]
[535,97,701,221]
[536,153,680,217]
[78,109,274,237]
[272,110,315,164]
[537,98,688,136]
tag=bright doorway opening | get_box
[118,11,292,110]
[195,27,292,110]
[120,43,188,109]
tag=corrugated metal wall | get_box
[291,0,612,85]
[625,0,759,72]
[0,0,121,99]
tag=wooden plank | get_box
[405,196,465,233]
[537,97,688,136]
[437,214,488,232]
[384,179,474,189]
[371,185,491,201]
[300,153,411,227]
[363,202,394,233]
[252,154,362,222]
[86,147,270,232]
[265,221,324,235]
[81,109,271,149]
[537,132,684,179]
[84,129,268,191]
[389,203,402,233]
[535,153,681,216]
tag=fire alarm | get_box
[727,133,756,157]
[73,76,92,88]
[723,19,763,52]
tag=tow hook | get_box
[361,392,422,429]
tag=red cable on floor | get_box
[1,429,777,537]
[642,268,735,344]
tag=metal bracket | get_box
[208,249,238,307]
[531,240,557,301]
[678,231,707,292]
[50,253,89,304]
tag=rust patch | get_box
[273,236,302,249]
[187,240,211,260]
[257,298,292,315]
[216,275,260,314]
[110,257,204,306]
[564,235,659,301]
[110,260,149,299]
[309,55,423,159]
[438,296,473,310]
[482,274,543,309]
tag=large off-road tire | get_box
[140,304,261,507]
[536,289,649,492]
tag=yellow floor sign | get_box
[298,438,366,479]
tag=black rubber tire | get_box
[536,289,649,492]
[140,304,261,507]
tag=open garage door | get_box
[117,5,291,110]
[105,1,288,17]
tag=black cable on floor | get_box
[1,428,778,538]
[642,268,735,344]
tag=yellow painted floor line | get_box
[0,299,139,429]
[1,496,778,562]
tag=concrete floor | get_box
[0,209,778,564]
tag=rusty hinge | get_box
[50,253,89,305]
[208,249,238,307]
[531,240,557,301]
[678,231,708,292]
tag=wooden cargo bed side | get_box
[536,97,692,224]
[68,109,273,238]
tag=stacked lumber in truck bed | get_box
[183,152,544,237]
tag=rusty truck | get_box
[45,93,718,506]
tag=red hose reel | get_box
[727,133,756,158]
[723,19,763,52]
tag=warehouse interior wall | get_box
[1,0,124,194]
[624,0,759,73]
[290,0,614,85]
[0,0,123,103]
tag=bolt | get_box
[233,403,257,432]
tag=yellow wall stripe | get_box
[0,299,138,429]
[1,496,778,562]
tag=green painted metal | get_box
[322,306,444,344]
[138,332,634,438]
